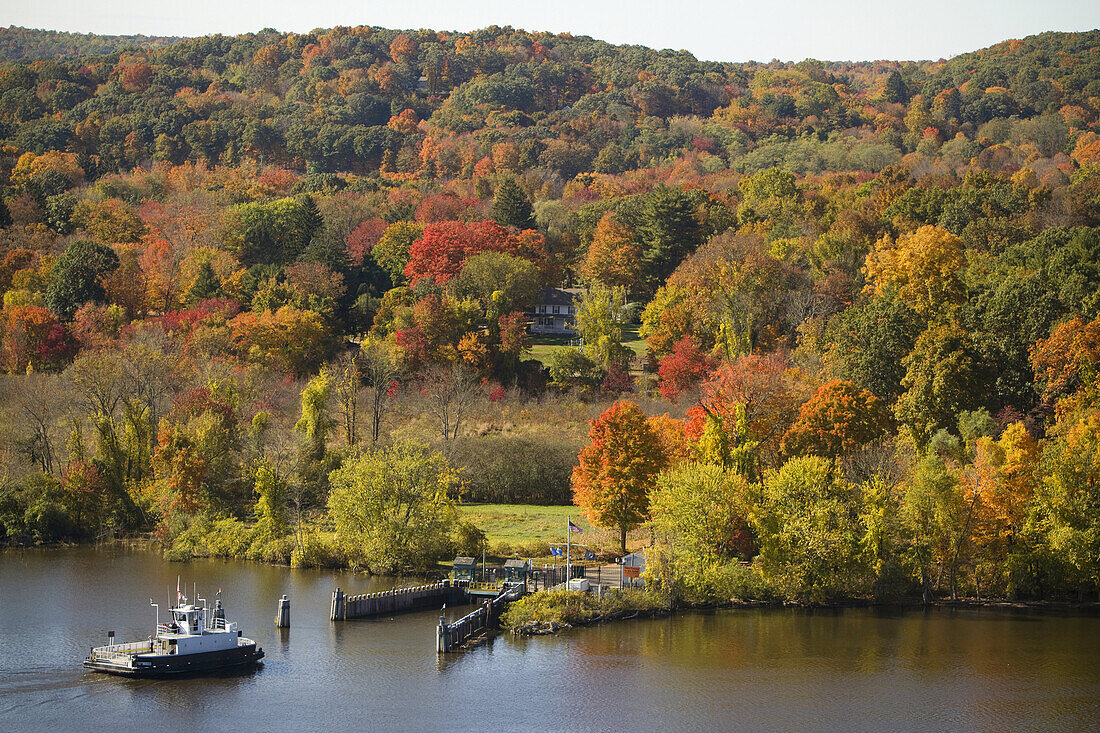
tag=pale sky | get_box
[2,0,1098,62]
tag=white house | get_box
[529,287,582,335]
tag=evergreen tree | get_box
[884,70,909,104]
[491,178,536,230]
[641,185,705,292]
[188,261,223,302]
[296,194,324,251]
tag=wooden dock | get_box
[331,580,467,620]
[436,584,525,653]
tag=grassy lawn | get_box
[621,323,646,358]
[525,324,647,366]
[457,504,591,545]
[527,335,573,366]
[457,504,649,559]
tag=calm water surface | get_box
[2,547,1099,732]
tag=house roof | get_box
[536,287,583,307]
[503,559,527,568]
[453,557,475,566]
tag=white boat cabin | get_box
[158,602,239,654]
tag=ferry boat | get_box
[84,592,264,677]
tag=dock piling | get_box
[275,595,290,628]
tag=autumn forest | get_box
[1,23,1099,605]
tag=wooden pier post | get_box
[331,588,346,621]
[436,608,449,653]
[275,595,290,628]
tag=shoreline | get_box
[7,542,1100,616]
[508,593,1100,637]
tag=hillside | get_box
[0,24,1099,602]
[0,26,184,60]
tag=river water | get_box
[2,547,1099,732]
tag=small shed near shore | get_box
[452,557,476,582]
[503,558,530,585]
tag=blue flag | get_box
[550,547,563,557]
[568,521,582,533]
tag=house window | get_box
[553,306,560,314]
[539,306,546,314]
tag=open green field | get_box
[456,504,648,559]
[621,323,646,358]
[457,504,591,545]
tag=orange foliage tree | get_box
[780,379,892,459]
[0,305,72,373]
[228,305,334,375]
[580,211,642,290]
[572,400,668,551]
[1030,314,1100,412]
[968,422,1039,589]
[686,353,811,471]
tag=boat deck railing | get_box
[89,639,155,663]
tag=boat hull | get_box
[84,642,264,677]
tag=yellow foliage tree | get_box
[968,422,1039,591]
[863,224,966,317]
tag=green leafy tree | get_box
[895,321,989,447]
[295,372,334,464]
[253,462,287,539]
[547,347,603,396]
[900,453,963,603]
[751,455,866,602]
[640,186,707,291]
[827,296,922,404]
[1031,412,1100,599]
[883,70,909,104]
[371,221,424,286]
[47,240,120,321]
[575,283,633,371]
[451,251,542,313]
[225,197,320,266]
[187,261,223,302]
[327,441,460,573]
[649,462,756,602]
